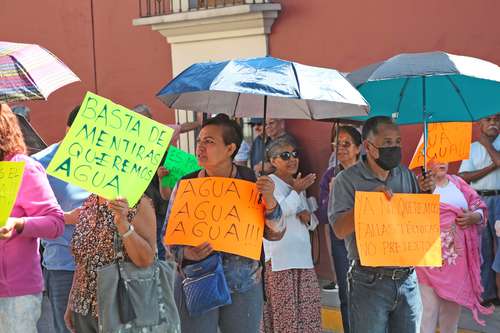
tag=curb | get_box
[321,307,481,333]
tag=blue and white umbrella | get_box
[157,56,369,120]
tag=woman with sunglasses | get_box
[319,125,362,333]
[260,137,321,333]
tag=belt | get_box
[476,190,500,197]
[352,261,414,280]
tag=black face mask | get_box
[374,146,402,170]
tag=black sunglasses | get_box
[276,150,299,160]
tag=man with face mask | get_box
[459,114,500,303]
[328,116,434,333]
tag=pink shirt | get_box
[0,154,64,297]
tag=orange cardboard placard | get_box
[164,177,265,260]
[354,191,442,267]
[409,122,472,169]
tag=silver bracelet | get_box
[120,224,135,239]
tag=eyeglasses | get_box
[331,141,353,148]
[276,151,299,160]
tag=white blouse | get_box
[263,174,318,272]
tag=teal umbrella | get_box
[346,51,500,168]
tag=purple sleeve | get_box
[13,156,64,239]
[316,167,335,225]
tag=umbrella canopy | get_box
[157,56,369,120]
[0,41,80,103]
[346,51,500,169]
[346,51,500,124]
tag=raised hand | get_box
[292,172,316,193]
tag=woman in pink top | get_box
[0,104,64,333]
[416,162,494,333]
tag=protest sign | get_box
[354,191,441,267]
[0,162,25,227]
[165,177,265,260]
[409,122,472,169]
[162,146,201,189]
[47,92,174,206]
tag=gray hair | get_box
[132,104,152,119]
[266,136,297,161]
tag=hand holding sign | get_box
[184,242,214,261]
[165,177,265,260]
[0,217,25,240]
[162,147,201,189]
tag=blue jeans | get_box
[174,276,263,333]
[44,270,74,333]
[330,226,350,332]
[347,265,422,333]
[480,195,500,300]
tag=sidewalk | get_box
[321,288,500,333]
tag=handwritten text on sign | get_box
[47,92,174,206]
[162,146,201,189]
[354,192,441,267]
[165,177,265,260]
[0,162,25,227]
[409,122,472,169]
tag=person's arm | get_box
[110,197,157,268]
[480,134,500,166]
[179,121,201,134]
[256,175,286,236]
[459,163,497,183]
[328,174,355,239]
[332,209,355,240]
[157,166,172,200]
[316,168,334,224]
[64,273,77,333]
[458,143,498,183]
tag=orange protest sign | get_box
[354,192,441,267]
[409,122,472,169]
[164,177,265,260]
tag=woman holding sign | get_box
[164,114,285,333]
[0,103,65,333]
[63,194,159,332]
[261,136,322,333]
[416,162,494,333]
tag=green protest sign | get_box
[162,146,201,189]
[0,162,25,227]
[47,92,174,206]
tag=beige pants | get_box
[420,284,461,333]
[0,293,42,333]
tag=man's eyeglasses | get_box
[276,151,299,160]
[331,141,352,148]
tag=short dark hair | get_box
[67,105,81,127]
[339,126,362,147]
[362,116,396,140]
[202,114,243,159]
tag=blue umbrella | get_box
[157,56,369,121]
[346,51,500,168]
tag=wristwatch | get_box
[120,224,135,239]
